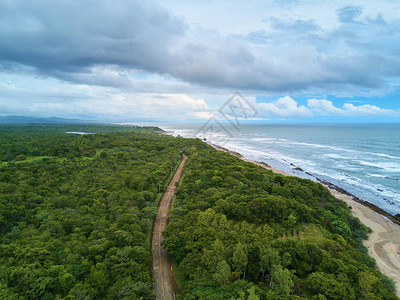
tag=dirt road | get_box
[152,155,187,300]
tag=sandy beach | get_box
[329,188,400,296]
[213,144,400,297]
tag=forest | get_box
[0,124,398,299]
[0,125,200,299]
[163,145,398,299]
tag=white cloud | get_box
[307,99,345,115]
[255,96,312,118]
[342,103,393,116]
[0,76,211,121]
[192,111,215,119]
[245,97,397,119]
[307,98,395,116]
[66,93,210,121]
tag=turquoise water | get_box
[162,123,400,215]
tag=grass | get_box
[171,259,185,295]
[0,153,101,167]
[300,224,326,243]
[0,156,52,166]
[279,223,327,244]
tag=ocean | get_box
[162,123,400,216]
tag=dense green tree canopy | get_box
[0,125,397,299]
[0,125,202,299]
[163,148,398,299]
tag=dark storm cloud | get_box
[0,0,186,76]
[0,0,399,94]
[168,30,400,93]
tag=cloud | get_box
[342,103,394,116]
[0,72,211,121]
[244,97,397,119]
[192,111,215,119]
[337,6,364,23]
[307,99,343,115]
[0,92,211,121]
[0,0,399,97]
[0,0,186,76]
[256,96,312,118]
[307,99,395,116]
[1,72,396,121]
[232,30,272,45]
[270,18,320,32]
[236,18,320,45]
[274,0,297,3]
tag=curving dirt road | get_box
[152,155,187,300]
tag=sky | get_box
[0,0,399,123]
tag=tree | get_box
[59,272,76,294]
[259,247,280,278]
[15,154,27,161]
[213,260,231,286]
[306,272,355,300]
[247,286,259,300]
[270,265,293,295]
[358,272,377,299]
[0,282,19,300]
[0,126,194,299]
[312,295,327,300]
[212,239,226,263]
[202,239,227,273]
[233,242,248,280]
[88,264,109,296]
[286,214,297,228]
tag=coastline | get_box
[211,143,400,296]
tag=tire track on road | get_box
[152,155,187,300]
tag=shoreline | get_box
[211,143,400,296]
[212,143,400,225]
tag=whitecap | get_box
[369,173,386,178]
